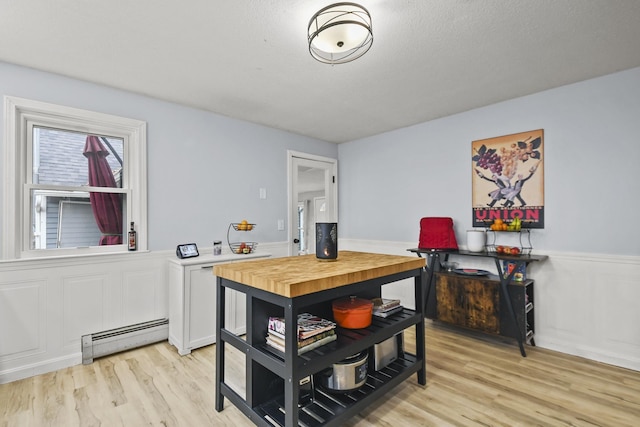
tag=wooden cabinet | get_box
[168,253,270,355]
[433,272,534,343]
[214,251,426,427]
[436,274,500,334]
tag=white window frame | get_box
[2,96,147,259]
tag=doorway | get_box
[287,151,337,256]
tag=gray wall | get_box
[338,67,640,255]
[3,60,639,256]
[0,61,338,256]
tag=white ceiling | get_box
[1,1,640,143]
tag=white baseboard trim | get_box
[538,337,640,372]
[0,353,81,385]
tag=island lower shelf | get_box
[220,309,423,427]
[254,353,419,427]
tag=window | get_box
[3,96,147,259]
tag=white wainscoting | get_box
[0,242,290,384]
[341,239,640,372]
[0,251,168,384]
[2,240,636,384]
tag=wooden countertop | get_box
[213,250,425,298]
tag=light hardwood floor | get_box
[2,322,639,426]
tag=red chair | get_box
[418,217,458,250]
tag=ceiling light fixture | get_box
[308,3,373,64]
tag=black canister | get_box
[316,222,338,260]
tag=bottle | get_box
[128,222,137,251]
[213,241,222,255]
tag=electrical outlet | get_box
[259,188,267,199]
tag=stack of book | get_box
[266,313,337,355]
[372,298,403,318]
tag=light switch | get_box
[259,188,267,199]
[277,219,285,230]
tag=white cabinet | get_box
[168,253,270,355]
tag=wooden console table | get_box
[214,251,426,427]
[408,248,547,357]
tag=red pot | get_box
[332,296,373,329]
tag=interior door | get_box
[288,151,337,256]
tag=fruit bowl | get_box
[232,223,255,231]
[487,245,523,256]
[230,242,258,254]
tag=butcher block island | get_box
[214,251,426,427]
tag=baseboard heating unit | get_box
[81,318,169,364]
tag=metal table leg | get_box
[215,277,226,410]
[416,252,441,315]
[494,258,527,357]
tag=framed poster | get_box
[472,129,544,228]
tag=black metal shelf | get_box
[408,247,546,357]
[259,309,421,379]
[255,353,419,427]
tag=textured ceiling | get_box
[1,0,639,143]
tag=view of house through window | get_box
[31,127,125,249]
[3,95,146,259]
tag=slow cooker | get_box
[316,351,368,392]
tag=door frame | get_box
[287,150,338,256]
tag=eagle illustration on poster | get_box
[471,129,544,228]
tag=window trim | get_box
[3,96,147,260]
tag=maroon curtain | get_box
[83,135,123,245]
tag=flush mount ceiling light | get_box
[308,3,373,64]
